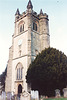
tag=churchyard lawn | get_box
[44,98,67,100]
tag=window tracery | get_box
[20,24,24,32]
[18,20,25,33]
[16,63,23,80]
[33,22,37,31]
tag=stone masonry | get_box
[5,0,50,94]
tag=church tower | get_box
[5,0,50,94]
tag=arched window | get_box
[20,24,24,33]
[33,22,37,31]
[20,25,22,32]
[16,63,23,80]
[18,20,25,33]
[23,24,24,31]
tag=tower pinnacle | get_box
[40,9,43,15]
[27,0,33,9]
[15,8,20,15]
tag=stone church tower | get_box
[5,0,50,94]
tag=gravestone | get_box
[14,95,17,100]
[17,94,21,100]
[63,88,67,97]
[2,91,6,100]
[31,90,39,100]
[11,92,14,96]
[21,91,30,100]
[55,89,61,97]
[7,92,12,100]
[0,94,2,100]
[31,90,35,100]
[40,95,45,100]
[34,91,39,100]
[11,92,14,100]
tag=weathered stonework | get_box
[5,0,50,94]
[5,46,13,92]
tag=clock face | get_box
[18,39,22,46]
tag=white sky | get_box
[0,0,67,74]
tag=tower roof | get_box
[15,8,20,15]
[40,9,43,15]
[27,0,33,9]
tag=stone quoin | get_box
[5,0,50,94]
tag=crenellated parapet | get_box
[5,0,50,94]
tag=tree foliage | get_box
[26,48,67,96]
[0,67,7,91]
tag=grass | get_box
[44,98,67,100]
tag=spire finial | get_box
[27,0,33,9]
[15,8,20,15]
[40,9,43,15]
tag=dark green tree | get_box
[26,47,67,96]
[0,66,7,91]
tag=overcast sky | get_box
[0,0,67,74]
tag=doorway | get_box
[18,84,22,94]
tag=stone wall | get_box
[5,46,13,92]
[5,0,50,94]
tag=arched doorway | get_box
[18,84,22,94]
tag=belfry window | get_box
[20,24,24,32]
[16,63,23,80]
[33,23,37,31]
[23,24,24,31]
[20,25,22,32]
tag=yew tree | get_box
[26,48,67,96]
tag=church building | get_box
[5,0,50,94]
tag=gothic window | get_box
[17,69,19,79]
[33,22,37,31]
[21,68,22,79]
[16,63,23,80]
[20,25,22,32]
[19,68,20,79]
[23,24,24,31]
[20,24,24,33]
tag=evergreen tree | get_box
[0,67,7,91]
[26,48,67,96]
